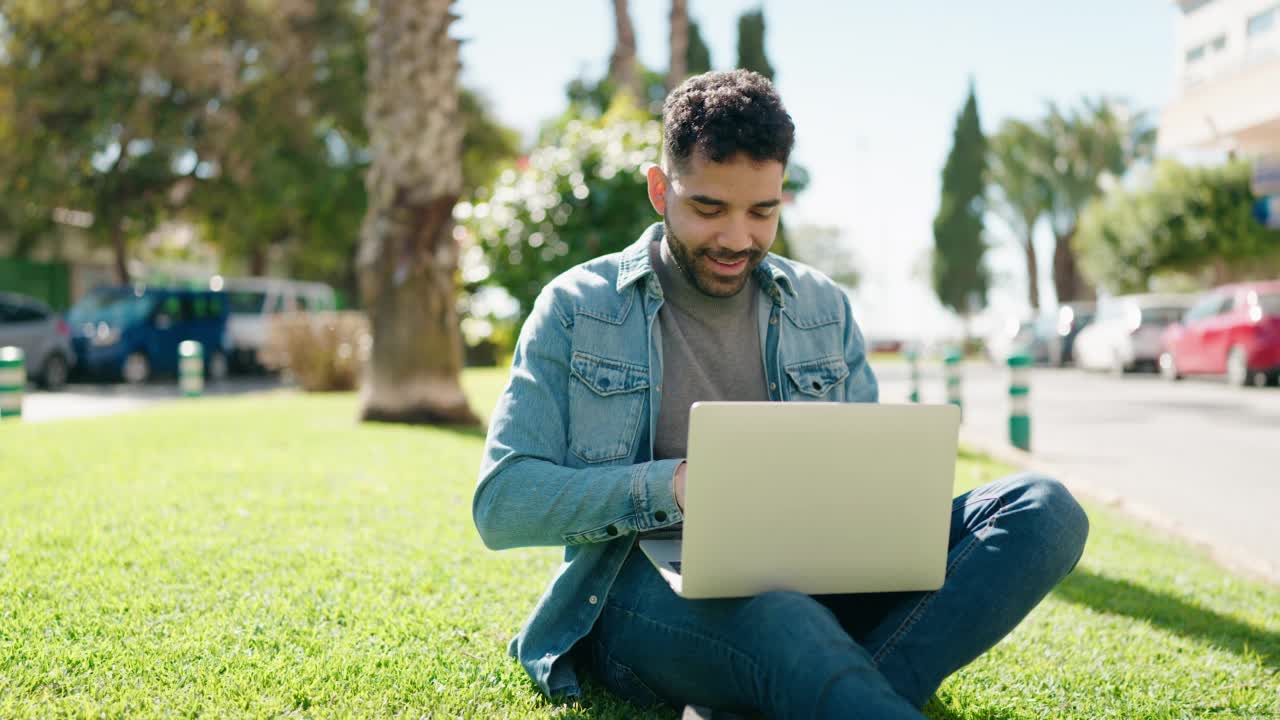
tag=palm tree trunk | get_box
[1052,227,1092,302]
[667,0,688,91]
[1022,222,1040,310]
[356,0,478,426]
[609,0,640,101]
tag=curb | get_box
[959,429,1280,588]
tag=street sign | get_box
[1254,195,1280,230]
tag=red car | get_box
[1160,281,1280,387]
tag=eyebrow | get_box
[689,194,782,209]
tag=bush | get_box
[262,311,370,392]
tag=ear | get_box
[646,164,668,215]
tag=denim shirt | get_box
[473,222,879,698]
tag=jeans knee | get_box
[1016,473,1090,571]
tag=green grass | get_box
[0,368,1276,719]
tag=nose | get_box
[715,216,753,256]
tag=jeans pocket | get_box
[604,653,664,708]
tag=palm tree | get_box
[356,0,478,426]
[1039,98,1156,302]
[609,0,641,101]
[667,0,689,91]
[988,119,1052,310]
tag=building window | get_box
[1186,44,1206,63]
[1211,33,1227,51]
[1247,6,1277,37]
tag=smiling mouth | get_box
[706,255,750,275]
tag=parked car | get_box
[0,291,74,390]
[1074,294,1194,374]
[1160,281,1280,387]
[67,286,231,384]
[221,277,337,372]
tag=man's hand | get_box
[674,461,687,512]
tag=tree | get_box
[988,119,1051,310]
[667,0,688,91]
[356,0,477,426]
[1075,159,1280,293]
[686,19,712,75]
[0,0,230,282]
[460,99,662,321]
[932,83,989,319]
[608,0,642,102]
[1039,98,1155,302]
[736,9,774,80]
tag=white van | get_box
[220,277,338,371]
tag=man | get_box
[474,70,1089,719]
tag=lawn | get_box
[0,367,1276,719]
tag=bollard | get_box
[179,341,204,397]
[943,348,963,420]
[0,346,24,420]
[1008,353,1032,451]
[906,346,921,403]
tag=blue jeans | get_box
[582,473,1090,719]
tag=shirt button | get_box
[589,595,599,605]
[769,316,778,325]
[654,511,668,523]
[606,525,619,536]
[769,382,777,391]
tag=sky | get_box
[453,1,1180,341]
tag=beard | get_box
[663,217,765,298]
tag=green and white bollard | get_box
[1008,353,1032,451]
[179,341,204,397]
[906,347,921,403]
[0,346,24,420]
[944,348,963,419]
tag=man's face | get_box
[648,152,785,298]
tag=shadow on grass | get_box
[1053,568,1279,671]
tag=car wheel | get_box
[207,350,229,382]
[38,353,69,391]
[1159,352,1182,381]
[122,352,150,385]
[1226,345,1253,387]
[1268,371,1280,388]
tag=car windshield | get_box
[67,288,156,327]
[228,290,267,314]
[1141,307,1185,326]
[1257,293,1280,317]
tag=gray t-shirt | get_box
[651,236,770,461]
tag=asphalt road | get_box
[875,359,1280,580]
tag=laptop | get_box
[638,401,961,599]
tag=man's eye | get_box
[751,209,776,219]
[694,207,722,218]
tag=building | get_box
[1159,0,1280,159]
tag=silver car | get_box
[0,292,75,390]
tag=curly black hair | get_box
[662,69,795,172]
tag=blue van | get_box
[68,286,230,383]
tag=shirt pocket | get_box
[568,351,650,464]
[784,356,850,401]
